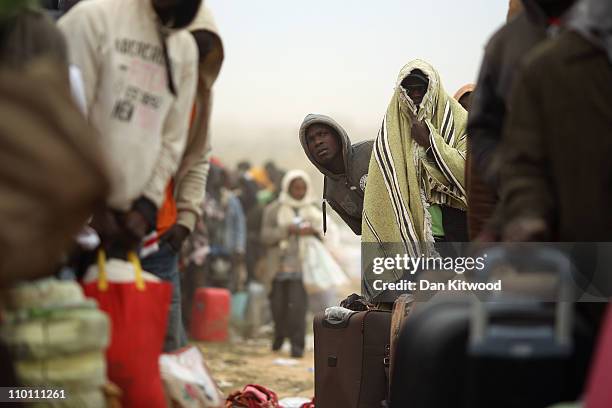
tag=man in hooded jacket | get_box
[299,114,373,235]
[58,0,200,253]
[466,0,577,239]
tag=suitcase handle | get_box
[470,246,574,356]
[475,245,573,282]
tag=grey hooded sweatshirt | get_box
[299,114,373,235]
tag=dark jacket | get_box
[299,114,373,235]
[499,30,612,241]
[0,61,109,287]
[465,0,568,238]
[0,7,68,69]
[468,1,554,183]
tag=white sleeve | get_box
[58,3,103,116]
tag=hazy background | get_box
[206,0,509,182]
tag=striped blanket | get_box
[362,60,468,299]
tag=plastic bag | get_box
[159,346,224,408]
[301,236,348,294]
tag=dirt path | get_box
[198,335,315,401]
[196,232,361,402]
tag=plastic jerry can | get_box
[190,287,230,342]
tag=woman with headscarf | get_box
[260,170,322,358]
[362,59,468,301]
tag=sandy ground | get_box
[197,332,315,401]
[196,229,361,402]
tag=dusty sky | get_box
[205,0,509,166]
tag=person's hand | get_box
[408,110,430,148]
[90,207,122,247]
[90,208,142,251]
[160,224,191,252]
[503,217,548,242]
[123,209,149,241]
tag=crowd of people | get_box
[0,0,611,406]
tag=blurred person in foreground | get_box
[467,0,577,240]
[499,0,612,243]
[0,1,109,387]
[58,0,200,255]
[299,114,373,235]
[140,5,224,351]
[497,0,612,370]
[260,170,323,358]
[0,1,108,287]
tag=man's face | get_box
[401,72,429,108]
[305,124,341,166]
[152,0,180,26]
[289,178,308,201]
[151,0,201,29]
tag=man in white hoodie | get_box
[58,0,200,252]
[141,5,224,351]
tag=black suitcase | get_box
[314,309,391,408]
[389,297,471,408]
[390,247,596,408]
[466,247,591,408]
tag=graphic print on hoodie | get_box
[59,0,198,211]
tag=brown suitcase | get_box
[314,309,392,408]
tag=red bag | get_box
[225,384,280,408]
[83,250,172,408]
[300,398,315,408]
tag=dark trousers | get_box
[181,262,207,330]
[269,278,308,353]
[141,242,187,352]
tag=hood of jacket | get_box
[299,114,352,180]
[187,5,224,89]
[569,0,612,63]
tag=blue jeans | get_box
[141,242,187,352]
